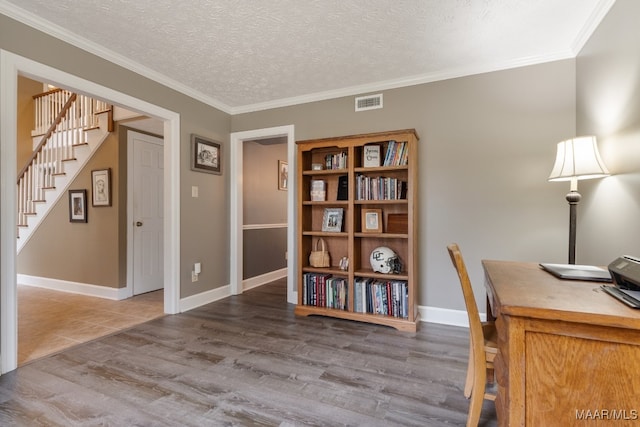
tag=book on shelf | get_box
[363,144,381,167]
[303,273,348,310]
[355,175,407,200]
[354,278,408,318]
[382,140,408,166]
[325,152,348,170]
[310,180,326,201]
[336,175,348,200]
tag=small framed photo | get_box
[69,189,87,223]
[362,208,383,233]
[91,168,111,206]
[191,134,221,175]
[322,208,344,232]
[278,160,288,190]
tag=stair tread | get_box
[20,95,112,246]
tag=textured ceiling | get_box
[1,0,614,113]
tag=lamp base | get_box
[566,190,581,264]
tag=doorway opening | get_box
[229,126,297,304]
[1,50,180,373]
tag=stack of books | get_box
[353,278,408,319]
[310,180,326,201]
[325,152,348,169]
[382,140,408,166]
[355,175,407,200]
[302,273,349,310]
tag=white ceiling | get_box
[1,0,615,114]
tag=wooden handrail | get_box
[17,92,77,183]
[32,87,64,100]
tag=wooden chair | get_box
[447,243,498,427]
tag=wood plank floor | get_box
[1,279,497,426]
[18,285,165,365]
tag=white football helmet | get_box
[370,246,402,274]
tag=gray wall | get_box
[5,4,637,315]
[1,14,230,299]
[232,61,577,311]
[242,140,287,279]
[576,0,640,264]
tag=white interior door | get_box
[130,131,164,295]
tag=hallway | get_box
[18,285,164,365]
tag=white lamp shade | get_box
[548,136,610,181]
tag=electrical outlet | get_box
[191,271,198,282]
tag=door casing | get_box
[0,50,181,374]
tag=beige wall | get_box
[1,13,231,299]
[243,140,287,225]
[17,129,122,286]
[233,61,577,310]
[576,0,640,263]
[17,76,40,169]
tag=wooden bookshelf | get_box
[295,129,419,332]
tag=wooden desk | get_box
[483,260,640,426]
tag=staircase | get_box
[17,88,113,252]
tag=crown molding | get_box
[570,0,617,55]
[230,50,576,114]
[0,1,233,114]
[1,0,616,116]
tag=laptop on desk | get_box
[539,263,612,282]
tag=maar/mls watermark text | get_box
[576,409,638,421]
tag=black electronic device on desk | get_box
[601,255,640,309]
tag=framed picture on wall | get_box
[91,168,111,206]
[69,189,87,223]
[191,134,222,175]
[278,160,288,190]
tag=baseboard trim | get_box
[179,268,288,312]
[243,268,287,292]
[179,284,231,312]
[418,305,487,328]
[18,272,484,327]
[17,274,128,300]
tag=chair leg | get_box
[466,360,487,427]
[464,341,474,398]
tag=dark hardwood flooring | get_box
[0,278,496,426]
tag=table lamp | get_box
[548,136,609,264]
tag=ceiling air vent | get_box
[355,94,383,112]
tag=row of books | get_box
[383,140,408,166]
[302,273,348,310]
[355,175,407,200]
[325,152,348,170]
[354,278,409,319]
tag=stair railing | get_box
[17,89,109,228]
